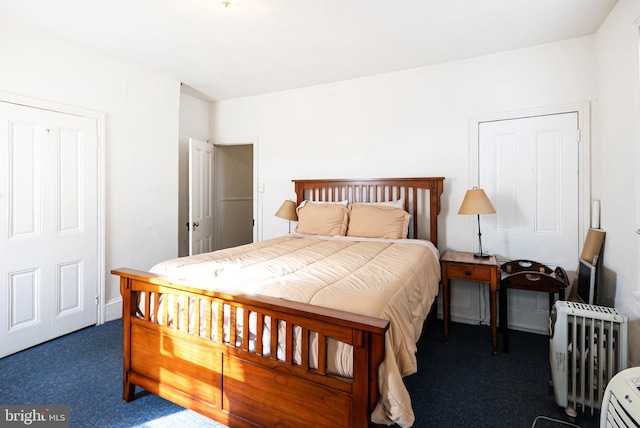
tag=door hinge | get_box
[95,295,99,305]
[576,129,581,143]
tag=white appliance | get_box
[601,366,640,427]
[549,301,629,418]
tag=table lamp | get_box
[275,200,298,233]
[458,188,496,258]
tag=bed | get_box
[112,177,444,428]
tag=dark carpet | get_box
[0,318,601,428]
[405,319,599,428]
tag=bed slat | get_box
[144,292,151,322]
[194,298,201,336]
[256,313,264,355]
[285,321,294,364]
[317,332,327,375]
[216,301,224,343]
[229,305,237,345]
[270,316,278,360]
[153,293,160,324]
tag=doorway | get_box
[185,138,257,256]
[213,144,254,250]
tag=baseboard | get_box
[104,298,122,322]
[508,323,547,335]
[437,311,547,335]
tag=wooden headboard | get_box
[293,177,445,247]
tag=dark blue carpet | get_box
[0,320,223,428]
[403,319,600,428]
[0,318,600,427]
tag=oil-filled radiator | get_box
[549,301,629,418]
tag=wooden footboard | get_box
[113,268,389,428]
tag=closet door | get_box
[478,112,579,333]
[0,101,98,358]
[479,113,579,267]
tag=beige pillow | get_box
[350,197,405,210]
[347,204,410,239]
[295,201,349,236]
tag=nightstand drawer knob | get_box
[464,270,472,276]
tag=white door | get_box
[0,101,98,358]
[188,138,214,256]
[478,112,580,332]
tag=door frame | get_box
[0,91,106,324]
[210,136,260,243]
[469,102,591,253]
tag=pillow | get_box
[347,204,410,239]
[295,201,349,236]
[350,197,405,210]
[306,199,348,206]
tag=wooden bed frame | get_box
[112,177,444,428]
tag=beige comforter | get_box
[150,233,440,427]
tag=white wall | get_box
[178,92,211,256]
[209,36,597,332]
[210,37,595,247]
[0,20,181,321]
[210,8,640,364]
[594,0,640,366]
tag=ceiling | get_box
[0,0,618,102]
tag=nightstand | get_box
[441,250,500,354]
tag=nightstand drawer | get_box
[446,264,492,282]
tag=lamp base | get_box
[473,252,491,259]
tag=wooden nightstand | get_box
[441,250,500,354]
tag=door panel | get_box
[8,121,39,238]
[188,138,214,255]
[58,261,81,314]
[8,269,38,329]
[0,101,98,357]
[478,113,579,333]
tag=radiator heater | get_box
[549,301,629,418]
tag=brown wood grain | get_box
[114,177,444,427]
